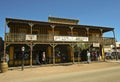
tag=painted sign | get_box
[54,36,88,42]
[93,43,100,47]
[26,35,37,40]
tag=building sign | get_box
[93,43,100,47]
[26,35,37,40]
[54,36,88,42]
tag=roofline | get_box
[48,16,79,22]
[6,17,114,32]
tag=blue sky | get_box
[0,0,120,41]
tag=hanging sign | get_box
[93,43,100,47]
[26,35,37,40]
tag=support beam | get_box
[86,28,89,36]
[30,43,33,67]
[99,29,105,61]
[4,21,8,62]
[27,43,36,67]
[69,26,74,63]
[28,23,34,34]
[50,44,57,64]
[28,23,34,67]
[69,26,74,36]
[50,25,56,64]
[69,44,75,64]
[112,30,118,60]
[100,29,103,37]
[50,25,55,41]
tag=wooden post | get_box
[3,21,7,62]
[112,30,117,60]
[30,43,32,67]
[69,44,75,64]
[86,28,89,36]
[50,44,57,64]
[47,46,52,63]
[69,26,75,63]
[50,25,56,64]
[29,23,34,67]
[100,29,105,61]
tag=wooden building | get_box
[4,17,115,67]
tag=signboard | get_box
[93,43,100,47]
[76,37,88,41]
[54,36,88,42]
[26,35,37,40]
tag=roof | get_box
[6,18,114,33]
[48,16,79,25]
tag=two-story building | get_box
[4,17,115,67]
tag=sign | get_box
[26,35,37,40]
[54,36,88,42]
[93,43,100,47]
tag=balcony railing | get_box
[5,33,54,42]
[5,33,115,45]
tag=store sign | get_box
[26,35,37,40]
[54,36,88,42]
[93,43,100,47]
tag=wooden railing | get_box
[89,36,115,45]
[5,33,115,44]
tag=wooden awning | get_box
[6,18,114,33]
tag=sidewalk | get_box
[8,60,119,70]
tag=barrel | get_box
[0,62,8,73]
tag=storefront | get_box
[4,17,115,67]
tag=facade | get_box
[115,42,120,52]
[104,42,120,52]
[4,17,115,67]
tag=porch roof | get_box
[6,18,114,33]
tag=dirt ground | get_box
[0,62,120,82]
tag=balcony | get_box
[5,33,115,45]
[5,33,53,42]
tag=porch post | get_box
[50,25,56,64]
[100,29,103,37]
[69,26,74,36]
[50,44,56,64]
[100,29,105,61]
[3,21,8,62]
[69,44,75,64]
[29,23,34,67]
[86,28,89,36]
[112,30,117,60]
[69,26,75,63]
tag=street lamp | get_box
[21,46,25,71]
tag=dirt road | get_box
[0,62,120,82]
